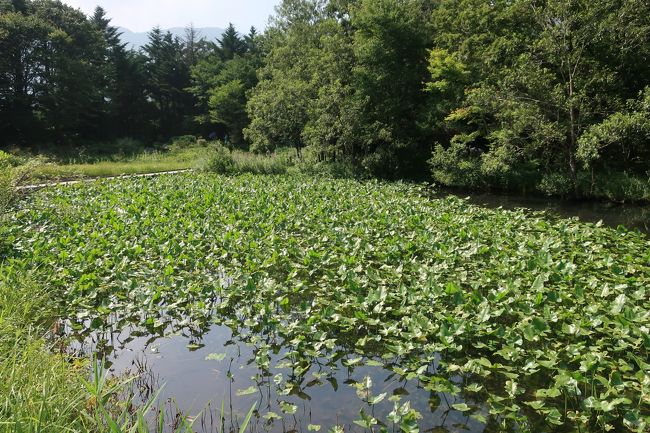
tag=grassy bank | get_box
[24,147,210,184]
[1,158,95,431]
[0,269,93,432]
[11,140,650,204]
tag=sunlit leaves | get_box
[4,173,650,433]
[205,353,226,361]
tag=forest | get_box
[2,0,650,199]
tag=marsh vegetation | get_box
[2,174,648,432]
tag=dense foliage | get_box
[0,0,259,149]
[3,174,649,432]
[1,0,649,199]
[244,0,650,196]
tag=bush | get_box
[0,172,12,215]
[205,147,236,174]
[581,170,650,202]
[287,147,360,179]
[538,171,575,197]
[112,137,145,156]
[0,151,21,215]
[0,150,26,168]
[428,142,484,188]
[203,146,293,175]
[170,135,198,150]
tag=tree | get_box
[189,23,262,147]
[0,0,107,146]
[142,28,194,139]
[428,0,650,196]
[578,87,650,173]
[216,23,247,60]
[245,0,330,154]
[346,0,431,177]
[244,26,260,54]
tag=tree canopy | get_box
[1,0,649,199]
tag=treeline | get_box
[0,0,260,150]
[2,0,650,199]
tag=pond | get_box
[10,175,648,433]
[437,190,650,233]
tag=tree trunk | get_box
[568,74,579,198]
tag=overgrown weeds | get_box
[202,145,294,175]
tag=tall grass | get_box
[202,146,294,175]
[0,271,91,433]
[25,147,209,184]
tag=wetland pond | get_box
[66,190,647,433]
[9,175,648,433]
[72,318,487,433]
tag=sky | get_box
[60,0,281,32]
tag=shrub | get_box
[428,141,484,188]
[0,172,12,215]
[205,146,236,174]
[0,152,21,215]
[233,151,292,175]
[288,147,360,179]
[203,147,293,175]
[170,135,198,150]
[0,150,26,168]
[114,137,145,155]
[0,150,11,168]
[538,171,575,197]
[583,170,650,202]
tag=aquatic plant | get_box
[3,173,649,432]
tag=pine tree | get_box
[216,23,246,60]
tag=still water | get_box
[75,322,488,433]
[438,190,650,233]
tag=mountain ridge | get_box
[118,26,225,49]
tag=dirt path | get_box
[17,169,192,191]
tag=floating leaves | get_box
[5,173,650,433]
[279,401,298,415]
[236,386,257,397]
[451,403,471,412]
[205,352,226,362]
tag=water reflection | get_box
[70,319,490,433]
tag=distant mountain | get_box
[118,27,225,50]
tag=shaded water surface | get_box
[438,190,650,233]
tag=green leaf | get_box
[611,294,626,314]
[205,353,227,361]
[369,392,387,405]
[236,386,257,397]
[280,402,297,414]
[451,403,471,412]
